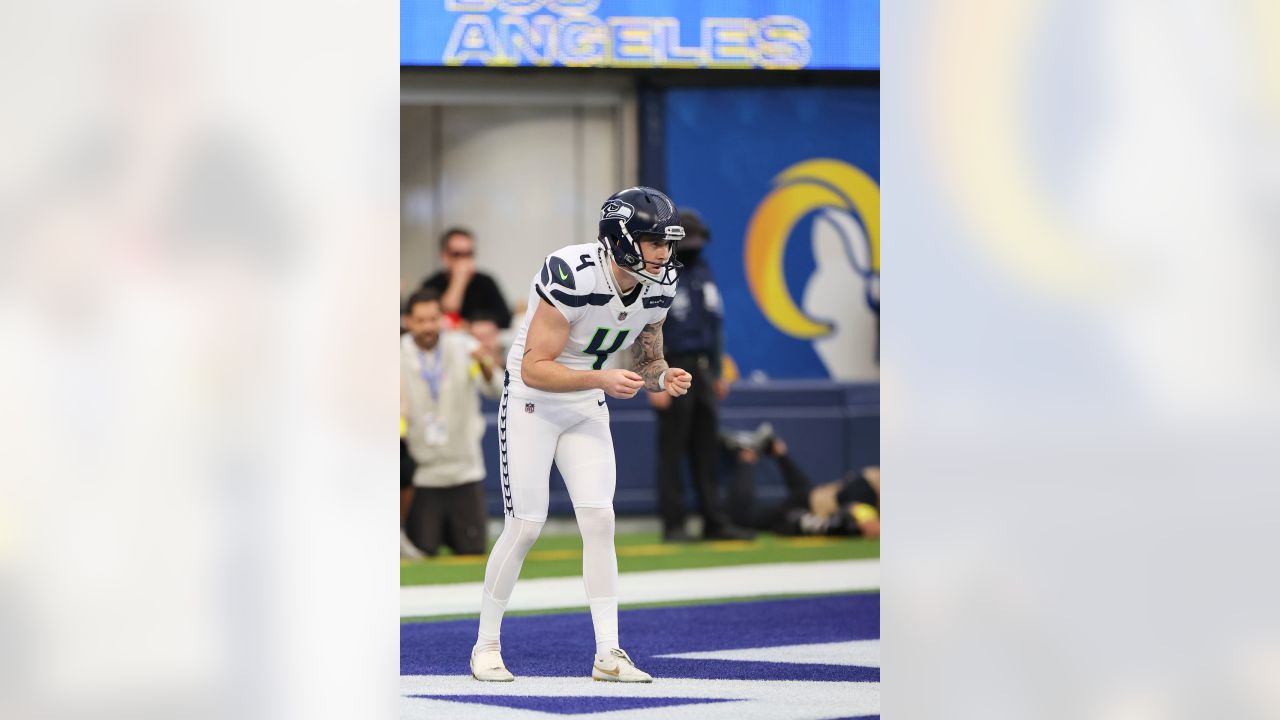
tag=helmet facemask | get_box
[610,222,684,286]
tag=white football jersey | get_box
[505,242,678,401]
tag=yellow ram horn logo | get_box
[744,159,880,339]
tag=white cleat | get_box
[470,649,515,682]
[592,648,653,683]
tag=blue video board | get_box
[402,0,879,70]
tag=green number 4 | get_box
[583,328,630,370]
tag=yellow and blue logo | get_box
[744,158,880,339]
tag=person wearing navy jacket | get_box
[647,209,753,543]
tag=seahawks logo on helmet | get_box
[601,200,634,222]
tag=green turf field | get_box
[401,531,879,586]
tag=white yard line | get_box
[656,639,880,668]
[401,559,879,618]
[401,675,879,720]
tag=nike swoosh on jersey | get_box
[597,399,606,406]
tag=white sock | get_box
[473,590,505,654]
[473,516,543,655]
[590,598,619,659]
[575,506,620,657]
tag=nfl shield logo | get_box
[524,402,535,414]
[618,311,628,321]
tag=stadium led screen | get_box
[401,0,879,70]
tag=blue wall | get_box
[476,381,878,518]
[664,85,881,381]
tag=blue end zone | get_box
[402,593,880,682]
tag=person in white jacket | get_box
[401,288,502,557]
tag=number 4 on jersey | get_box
[584,328,630,370]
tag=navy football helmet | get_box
[597,186,685,285]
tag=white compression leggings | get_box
[474,506,619,658]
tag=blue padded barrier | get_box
[473,381,879,517]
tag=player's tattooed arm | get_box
[631,320,670,392]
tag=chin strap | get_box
[625,266,656,286]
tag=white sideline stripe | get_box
[401,675,879,720]
[656,639,880,668]
[400,559,879,618]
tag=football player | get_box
[470,187,692,684]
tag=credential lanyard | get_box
[418,346,443,402]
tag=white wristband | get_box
[657,370,667,391]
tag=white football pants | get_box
[475,384,620,658]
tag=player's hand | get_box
[598,369,644,399]
[665,368,692,397]
[647,390,672,411]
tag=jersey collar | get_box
[595,245,649,322]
